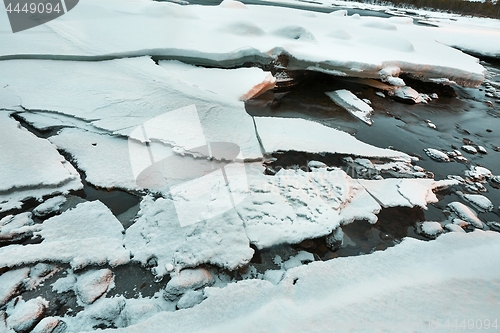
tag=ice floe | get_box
[0,0,486,86]
[5,297,48,333]
[124,196,254,278]
[325,89,374,125]
[0,201,129,270]
[0,268,30,306]
[445,202,484,229]
[254,117,410,160]
[0,113,82,212]
[90,231,500,333]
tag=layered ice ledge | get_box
[0,0,485,86]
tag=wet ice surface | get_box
[1,1,500,331]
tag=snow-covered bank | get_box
[92,231,500,333]
[0,0,486,86]
[267,0,500,58]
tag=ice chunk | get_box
[25,264,59,291]
[158,61,275,101]
[254,117,410,160]
[465,166,492,182]
[444,223,465,233]
[76,269,115,305]
[460,193,494,212]
[124,196,253,277]
[462,145,477,154]
[0,201,129,270]
[32,196,66,217]
[0,213,35,242]
[325,89,374,125]
[424,148,450,162]
[31,317,64,333]
[282,251,315,270]
[390,86,424,104]
[238,167,367,249]
[6,297,48,333]
[164,268,213,301]
[446,202,483,229]
[105,231,500,332]
[177,290,205,309]
[0,113,82,212]
[418,221,443,238]
[357,178,444,209]
[0,268,30,306]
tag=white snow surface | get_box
[237,166,381,249]
[325,90,374,125]
[0,113,82,212]
[5,297,48,333]
[0,0,486,86]
[0,268,30,306]
[0,201,130,270]
[0,58,263,159]
[32,196,66,217]
[124,196,254,277]
[254,117,410,160]
[75,269,115,305]
[357,178,456,209]
[92,231,500,333]
[158,61,276,101]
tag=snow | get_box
[177,290,205,310]
[0,0,486,86]
[124,196,254,278]
[0,58,263,159]
[90,231,500,333]
[390,86,425,104]
[31,317,63,333]
[254,117,410,160]
[462,145,478,154]
[357,178,454,209]
[237,166,380,249]
[423,148,449,162]
[0,268,30,306]
[419,221,443,238]
[50,128,141,191]
[465,165,492,182]
[0,113,82,212]
[325,90,374,125]
[0,201,130,270]
[446,202,484,229]
[5,297,48,333]
[75,269,115,305]
[32,196,66,217]
[0,213,35,242]
[460,193,494,212]
[158,61,276,101]
[164,268,213,301]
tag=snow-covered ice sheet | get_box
[0,112,82,212]
[357,178,457,208]
[158,61,276,101]
[92,231,500,333]
[325,89,374,125]
[237,165,381,249]
[269,0,500,58]
[0,201,130,270]
[254,116,410,160]
[124,196,254,278]
[0,0,486,86]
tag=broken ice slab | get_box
[325,90,374,125]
